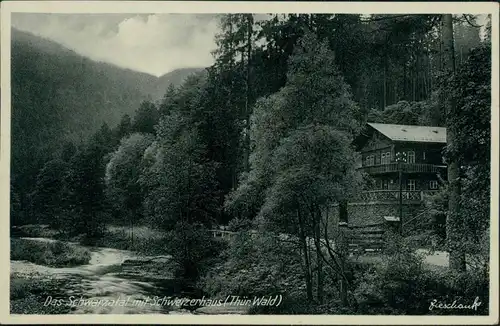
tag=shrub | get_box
[10,238,91,267]
[352,238,489,315]
[10,276,75,314]
[200,231,305,300]
[164,222,227,282]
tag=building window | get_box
[429,180,438,189]
[407,179,416,191]
[380,152,391,164]
[407,151,415,163]
[423,151,426,161]
[365,155,375,166]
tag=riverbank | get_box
[10,275,77,314]
[10,234,247,315]
[11,224,167,256]
[10,237,179,314]
[11,238,91,268]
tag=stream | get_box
[10,237,202,314]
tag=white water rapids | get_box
[10,237,187,314]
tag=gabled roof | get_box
[367,123,447,143]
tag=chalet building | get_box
[346,122,447,231]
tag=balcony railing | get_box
[356,190,439,202]
[358,162,446,175]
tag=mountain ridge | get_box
[12,29,205,76]
[10,27,206,196]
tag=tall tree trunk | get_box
[243,14,253,172]
[338,223,349,305]
[439,19,444,71]
[394,73,398,103]
[383,43,388,108]
[227,16,237,190]
[314,207,324,304]
[428,63,432,98]
[338,202,349,305]
[403,64,407,100]
[423,54,429,99]
[412,59,416,101]
[442,14,466,272]
[297,208,313,301]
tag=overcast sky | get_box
[12,13,220,77]
[11,13,489,77]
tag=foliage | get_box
[10,14,491,315]
[114,114,133,142]
[105,133,154,223]
[227,31,364,220]
[10,276,76,314]
[367,100,443,126]
[10,238,91,267]
[30,159,70,227]
[448,46,490,163]
[139,88,224,281]
[89,225,170,255]
[132,101,160,135]
[449,45,491,266]
[10,29,198,226]
[140,113,220,230]
[164,222,227,281]
[353,238,489,315]
[60,129,112,238]
[227,217,254,231]
[200,231,304,299]
[225,31,365,305]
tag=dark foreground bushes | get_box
[10,275,76,314]
[352,250,489,315]
[201,232,489,315]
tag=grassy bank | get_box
[12,224,168,256]
[11,238,91,267]
[11,224,62,239]
[84,225,168,255]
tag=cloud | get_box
[12,13,219,76]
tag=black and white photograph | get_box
[1,1,498,324]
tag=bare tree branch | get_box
[462,14,482,28]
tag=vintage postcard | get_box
[1,1,498,324]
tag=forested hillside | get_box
[10,29,204,224]
[10,14,491,315]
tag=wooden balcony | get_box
[356,190,439,203]
[358,162,446,175]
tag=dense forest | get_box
[10,28,203,226]
[11,14,491,314]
